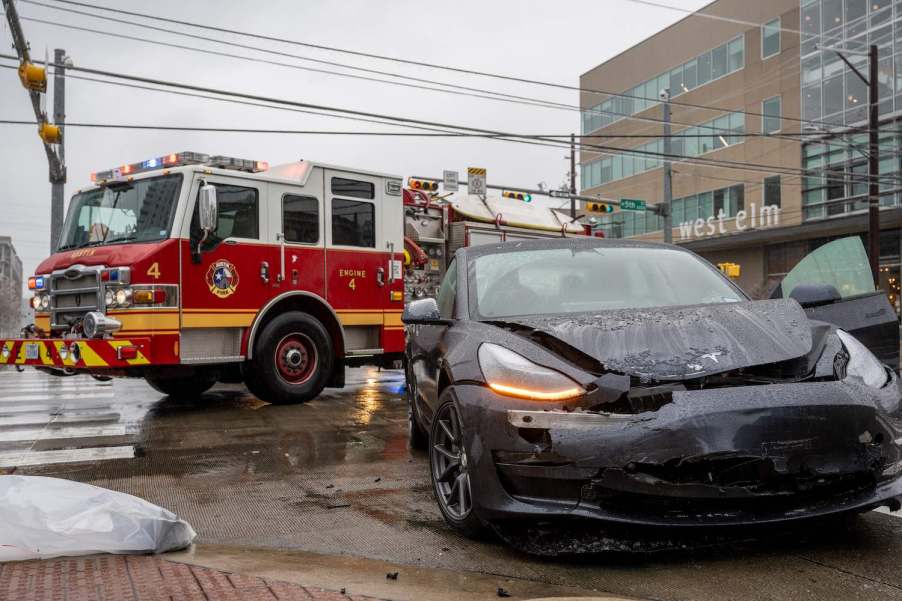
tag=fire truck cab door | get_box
[179,174,272,362]
[324,170,401,354]
[269,175,326,300]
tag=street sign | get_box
[620,198,646,211]
[443,170,459,192]
[467,167,486,196]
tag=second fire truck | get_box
[1,153,584,404]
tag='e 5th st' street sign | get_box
[620,198,646,211]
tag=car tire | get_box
[405,359,428,450]
[245,311,333,405]
[145,370,216,399]
[429,391,484,538]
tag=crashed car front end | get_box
[450,302,902,536]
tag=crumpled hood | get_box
[506,299,813,380]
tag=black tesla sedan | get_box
[402,237,902,549]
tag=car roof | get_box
[456,236,690,261]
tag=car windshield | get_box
[471,245,745,319]
[57,174,183,251]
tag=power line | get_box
[31,0,875,135]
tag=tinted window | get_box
[191,183,258,251]
[331,177,375,199]
[331,198,375,247]
[283,195,319,244]
[436,259,458,319]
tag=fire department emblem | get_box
[206,260,239,298]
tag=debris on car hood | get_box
[505,299,813,380]
[0,475,196,561]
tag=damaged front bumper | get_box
[455,376,902,528]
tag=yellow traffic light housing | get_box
[408,178,438,192]
[39,122,62,144]
[18,62,47,92]
[718,262,741,278]
[586,201,613,214]
[502,190,532,202]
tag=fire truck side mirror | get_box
[199,184,218,233]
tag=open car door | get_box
[771,236,899,371]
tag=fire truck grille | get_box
[50,267,103,330]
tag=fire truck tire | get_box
[246,311,333,405]
[145,371,216,399]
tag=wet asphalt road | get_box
[3,366,902,600]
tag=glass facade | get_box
[581,112,745,189]
[593,184,745,238]
[581,36,745,134]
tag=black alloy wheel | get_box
[429,395,483,536]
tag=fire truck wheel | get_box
[246,312,333,405]
[145,371,217,399]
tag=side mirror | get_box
[403,298,450,325]
[199,184,218,233]
[789,283,842,308]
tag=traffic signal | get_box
[586,201,613,213]
[718,262,741,278]
[502,190,532,202]
[38,122,61,144]
[408,178,438,191]
[18,62,47,92]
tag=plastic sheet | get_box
[0,475,196,561]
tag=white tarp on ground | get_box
[0,475,196,561]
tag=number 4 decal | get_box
[348,278,356,291]
[146,262,161,279]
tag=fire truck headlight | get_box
[31,296,42,310]
[59,345,68,360]
[1,346,9,360]
[40,295,50,310]
[114,288,132,307]
[104,290,115,307]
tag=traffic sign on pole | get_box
[620,198,646,211]
[443,170,459,192]
[468,167,486,196]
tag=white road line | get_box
[0,446,135,468]
[0,392,115,403]
[0,424,127,443]
[0,383,110,391]
[0,404,111,415]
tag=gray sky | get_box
[1,0,707,287]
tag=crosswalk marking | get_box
[0,424,127,443]
[0,404,112,416]
[0,392,115,403]
[0,446,135,468]
[0,412,121,427]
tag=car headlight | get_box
[104,290,115,307]
[836,330,888,389]
[31,296,42,310]
[478,343,584,401]
[114,288,132,307]
[40,295,50,310]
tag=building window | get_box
[764,176,781,207]
[762,96,782,134]
[762,18,781,59]
[331,198,375,247]
[283,195,319,244]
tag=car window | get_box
[472,246,744,319]
[331,198,375,247]
[436,259,458,319]
[781,236,875,299]
[283,194,319,244]
[191,183,258,251]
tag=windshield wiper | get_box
[104,235,137,244]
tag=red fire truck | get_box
[1,153,583,404]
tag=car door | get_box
[409,258,458,424]
[179,175,273,362]
[771,236,899,370]
[270,176,326,300]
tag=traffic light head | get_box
[408,178,438,192]
[39,122,61,144]
[502,190,532,202]
[586,202,613,213]
[18,62,47,93]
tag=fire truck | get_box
[0,153,583,404]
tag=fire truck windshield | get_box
[58,174,183,251]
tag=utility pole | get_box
[569,133,576,219]
[51,48,67,253]
[867,43,880,288]
[662,89,673,244]
[2,0,66,254]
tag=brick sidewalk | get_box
[0,555,390,601]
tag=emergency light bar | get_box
[90,152,269,183]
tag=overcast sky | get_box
[1,0,708,287]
